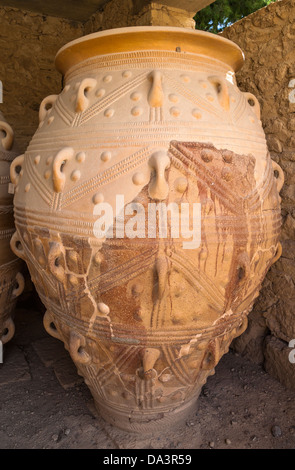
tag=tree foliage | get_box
[194,0,277,33]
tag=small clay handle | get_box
[52,147,74,193]
[236,253,250,282]
[69,331,90,365]
[1,317,15,344]
[272,160,284,193]
[12,272,25,298]
[39,95,58,123]
[272,242,282,265]
[235,316,248,337]
[48,242,66,283]
[75,78,97,113]
[243,92,261,119]
[43,310,62,341]
[0,120,14,151]
[208,75,230,111]
[201,339,220,370]
[10,231,26,260]
[10,154,24,186]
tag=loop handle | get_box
[272,242,282,265]
[12,272,25,298]
[75,78,97,113]
[10,231,26,260]
[52,147,74,193]
[208,75,230,111]
[43,310,62,341]
[69,331,91,365]
[243,92,261,119]
[272,160,284,193]
[0,120,14,151]
[10,154,24,186]
[1,317,15,344]
[39,95,58,122]
[48,242,66,282]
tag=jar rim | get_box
[55,26,244,75]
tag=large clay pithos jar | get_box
[10,27,283,432]
[0,113,24,345]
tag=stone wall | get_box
[0,7,83,152]
[222,0,295,389]
[84,0,195,33]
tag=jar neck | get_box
[55,26,244,77]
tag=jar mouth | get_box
[55,26,244,76]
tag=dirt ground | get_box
[1,296,295,450]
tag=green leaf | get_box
[194,0,277,33]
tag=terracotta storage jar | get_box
[10,27,283,432]
[0,113,24,345]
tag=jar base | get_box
[95,393,200,434]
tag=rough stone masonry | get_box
[222,0,295,390]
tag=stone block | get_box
[231,309,268,364]
[267,136,283,153]
[32,337,69,367]
[53,356,83,390]
[264,335,295,390]
[0,345,31,386]
[264,298,295,343]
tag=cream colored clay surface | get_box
[10,27,283,432]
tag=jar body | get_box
[11,28,282,431]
